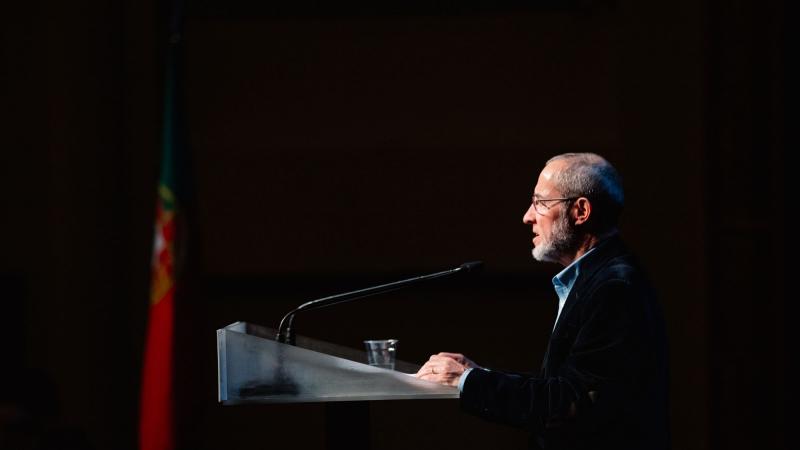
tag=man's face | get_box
[522,161,577,265]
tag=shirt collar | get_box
[551,247,597,303]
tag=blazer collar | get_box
[551,234,629,335]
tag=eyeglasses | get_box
[531,197,578,215]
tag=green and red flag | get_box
[140,8,184,449]
[140,186,177,450]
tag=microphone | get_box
[276,261,484,344]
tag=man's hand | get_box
[414,352,481,387]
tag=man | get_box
[416,153,669,450]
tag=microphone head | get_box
[458,261,484,273]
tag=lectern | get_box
[216,322,459,448]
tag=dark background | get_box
[0,0,785,449]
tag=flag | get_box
[140,8,184,449]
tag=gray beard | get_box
[532,213,578,264]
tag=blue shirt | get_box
[551,247,595,330]
[458,248,597,392]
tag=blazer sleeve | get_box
[459,279,653,433]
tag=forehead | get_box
[533,160,566,197]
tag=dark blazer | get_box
[460,236,669,450]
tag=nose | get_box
[523,203,537,224]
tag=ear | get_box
[572,197,592,225]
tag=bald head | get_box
[544,153,624,233]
